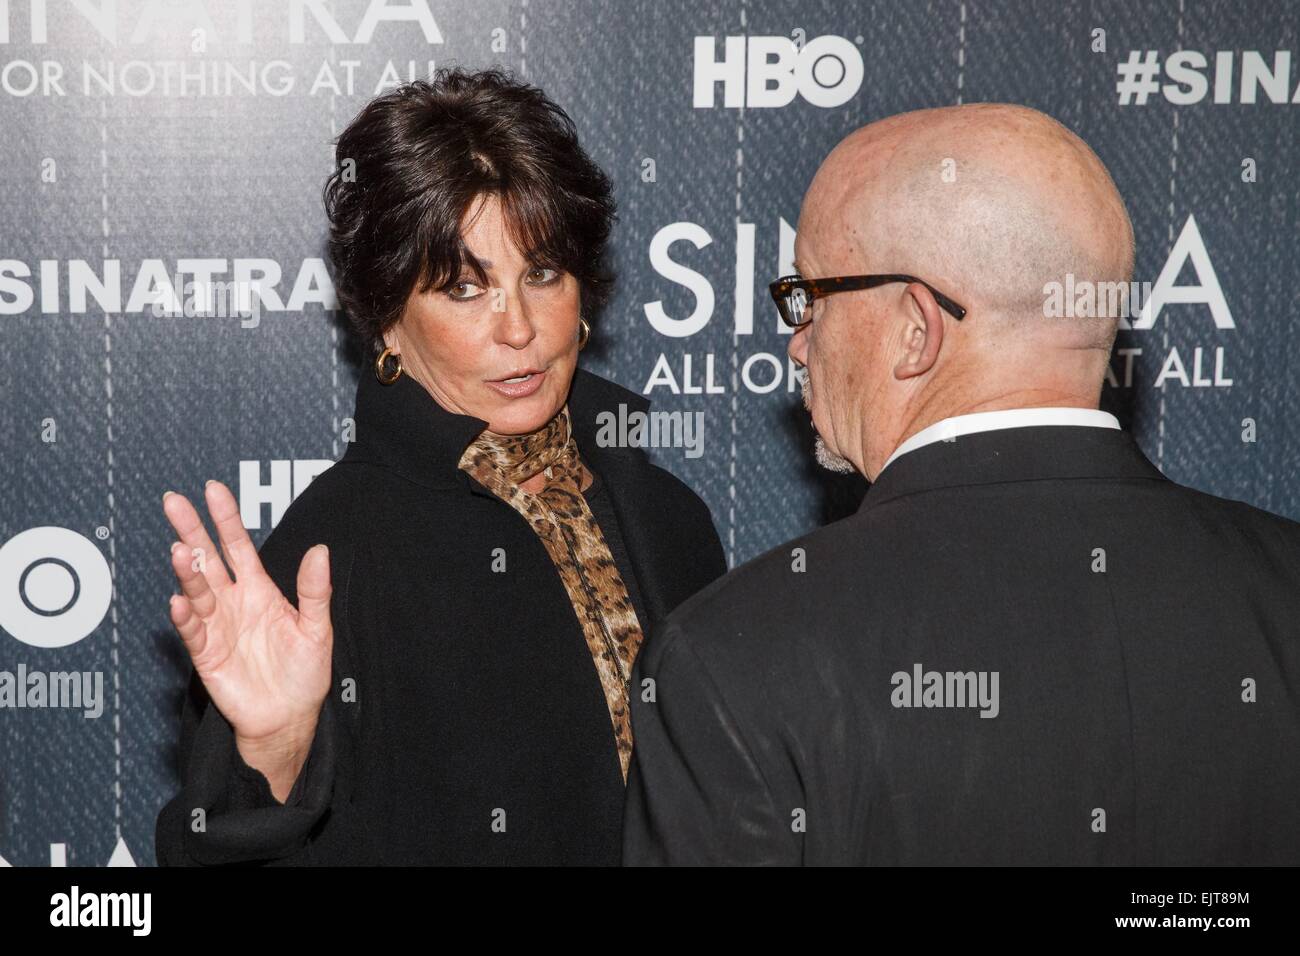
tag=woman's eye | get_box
[526,267,560,285]
[447,280,485,300]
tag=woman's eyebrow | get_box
[464,256,558,272]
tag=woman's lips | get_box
[485,369,547,398]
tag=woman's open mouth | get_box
[486,368,547,398]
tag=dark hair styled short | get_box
[324,67,617,354]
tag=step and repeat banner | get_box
[0,0,1296,867]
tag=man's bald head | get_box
[788,103,1134,479]
[810,103,1133,336]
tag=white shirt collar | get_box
[880,407,1121,474]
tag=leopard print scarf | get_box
[457,405,645,782]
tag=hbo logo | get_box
[0,527,112,649]
[693,34,864,108]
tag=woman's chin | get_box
[481,392,566,435]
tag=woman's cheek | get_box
[447,309,492,367]
[545,288,583,345]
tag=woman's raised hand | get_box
[163,480,332,798]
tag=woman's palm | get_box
[163,481,332,743]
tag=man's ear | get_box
[893,282,945,381]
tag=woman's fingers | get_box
[295,544,333,642]
[162,490,233,590]
[204,480,263,582]
[168,592,209,660]
[170,540,218,619]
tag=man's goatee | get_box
[800,372,856,474]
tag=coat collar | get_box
[880,407,1121,472]
[861,423,1167,514]
[340,364,677,626]
[341,365,651,493]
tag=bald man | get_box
[622,104,1300,866]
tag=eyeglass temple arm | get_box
[857,275,967,320]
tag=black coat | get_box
[623,424,1300,865]
[156,367,725,866]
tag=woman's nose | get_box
[494,293,538,349]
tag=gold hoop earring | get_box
[577,318,590,351]
[375,347,403,384]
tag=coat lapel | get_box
[567,369,678,632]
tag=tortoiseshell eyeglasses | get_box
[769,273,967,328]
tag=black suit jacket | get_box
[623,424,1300,865]
[156,367,724,866]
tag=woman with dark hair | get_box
[154,68,725,865]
